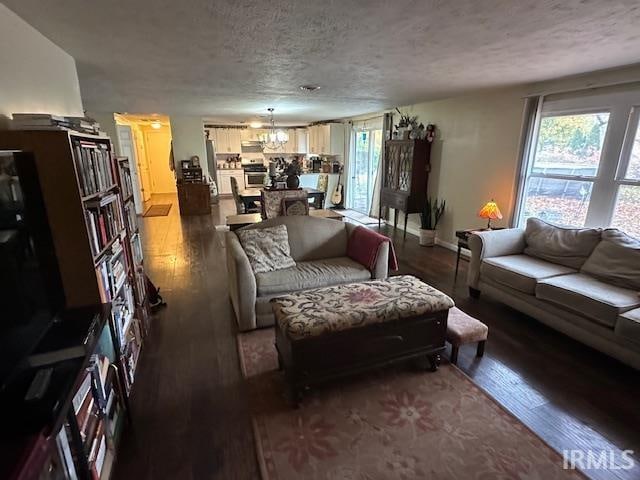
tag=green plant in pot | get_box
[419,197,446,246]
[284,159,302,188]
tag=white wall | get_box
[90,112,120,151]
[392,88,526,245]
[0,5,83,126]
[170,116,208,178]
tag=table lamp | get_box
[478,199,503,229]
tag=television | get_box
[0,151,64,387]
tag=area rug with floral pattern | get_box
[237,328,585,480]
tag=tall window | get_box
[516,86,640,238]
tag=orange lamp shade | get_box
[478,200,503,220]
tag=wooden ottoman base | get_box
[276,311,448,406]
[271,276,455,407]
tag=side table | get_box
[454,228,504,279]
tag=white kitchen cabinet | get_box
[212,128,227,153]
[296,128,308,154]
[307,124,344,155]
[216,169,244,195]
[283,129,297,153]
[308,125,318,154]
[320,123,345,155]
[212,128,242,153]
[227,129,242,153]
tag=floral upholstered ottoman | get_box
[271,275,455,405]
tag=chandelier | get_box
[259,108,288,150]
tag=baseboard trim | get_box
[383,220,470,258]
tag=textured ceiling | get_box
[5,0,640,123]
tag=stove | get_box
[243,164,267,173]
[244,164,267,187]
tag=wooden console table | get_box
[177,182,211,216]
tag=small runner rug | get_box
[237,328,585,480]
[143,204,172,217]
[336,209,380,225]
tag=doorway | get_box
[115,114,176,209]
[348,128,382,214]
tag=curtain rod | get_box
[349,114,385,124]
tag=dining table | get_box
[226,208,344,231]
[239,187,326,211]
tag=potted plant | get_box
[285,159,302,188]
[419,197,446,246]
[395,108,418,140]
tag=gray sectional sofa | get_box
[467,218,640,369]
[226,215,389,331]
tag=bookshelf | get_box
[0,130,151,480]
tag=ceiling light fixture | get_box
[150,121,162,129]
[259,108,288,150]
[299,85,321,92]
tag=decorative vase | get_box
[419,229,436,247]
[396,127,409,140]
[286,174,300,189]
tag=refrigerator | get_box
[206,139,219,204]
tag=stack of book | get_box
[112,286,135,348]
[73,140,115,197]
[11,113,104,136]
[124,201,137,234]
[120,321,142,395]
[130,233,143,267]
[116,158,134,201]
[71,354,122,480]
[85,196,124,257]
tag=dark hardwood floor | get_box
[113,195,640,480]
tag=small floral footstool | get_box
[271,275,455,406]
[446,307,488,365]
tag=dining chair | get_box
[261,189,309,219]
[231,176,259,214]
[308,174,329,209]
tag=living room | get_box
[1,1,639,480]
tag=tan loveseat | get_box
[467,218,640,370]
[226,216,389,331]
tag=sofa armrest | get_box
[345,222,390,279]
[372,241,389,279]
[467,228,526,289]
[226,232,257,331]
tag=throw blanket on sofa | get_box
[347,226,398,272]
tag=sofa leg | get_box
[450,345,459,365]
[468,287,481,299]
[476,340,486,357]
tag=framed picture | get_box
[181,160,191,170]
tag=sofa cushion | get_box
[615,308,640,345]
[536,273,640,327]
[255,256,371,296]
[481,254,575,294]
[237,224,296,274]
[581,229,640,290]
[242,216,348,261]
[524,218,601,268]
